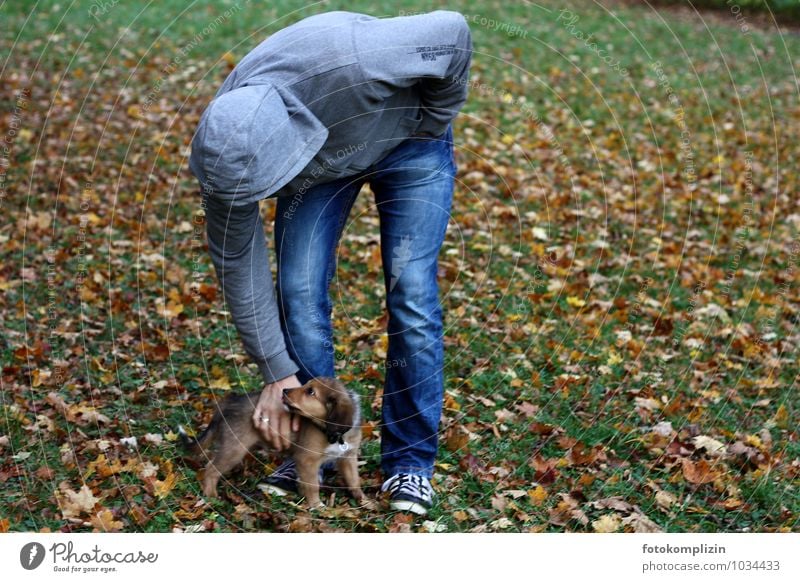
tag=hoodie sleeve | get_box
[203,194,299,384]
[354,10,473,137]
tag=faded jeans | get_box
[274,124,456,479]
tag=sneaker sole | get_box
[389,499,429,515]
[257,483,292,497]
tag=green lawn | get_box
[1,0,798,532]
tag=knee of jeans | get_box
[277,276,330,320]
[386,267,440,325]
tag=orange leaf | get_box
[681,459,721,484]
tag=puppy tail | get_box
[177,420,216,456]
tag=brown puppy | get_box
[180,377,363,508]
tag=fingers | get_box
[254,405,289,450]
[253,376,302,451]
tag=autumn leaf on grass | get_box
[692,435,726,458]
[530,454,558,485]
[681,458,722,485]
[548,493,588,527]
[56,483,99,519]
[592,514,621,533]
[90,509,124,532]
[208,376,232,390]
[208,365,232,390]
[528,486,548,506]
[655,490,678,511]
[153,472,177,498]
[621,512,663,533]
[443,425,469,452]
[566,296,586,308]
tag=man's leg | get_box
[263,176,365,496]
[274,176,366,383]
[368,124,456,480]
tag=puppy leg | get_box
[336,454,364,501]
[295,456,324,508]
[200,438,251,498]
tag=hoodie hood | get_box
[189,83,328,206]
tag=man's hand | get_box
[252,374,302,451]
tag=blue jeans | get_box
[274,124,456,479]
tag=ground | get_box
[1,0,798,532]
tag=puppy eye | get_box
[306,387,315,396]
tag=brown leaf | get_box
[35,466,55,480]
[681,458,722,484]
[444,426,469,452]
[655,490,678,510]
[128,504,151,527]
[621,512,663,533]
[592,496,634,512]
[57,483,99,519]
[491,494,508,512]
[529,454,558,485]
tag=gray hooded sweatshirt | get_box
[189,10,472,383]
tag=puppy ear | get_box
[324,393,354,444]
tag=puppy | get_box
[180,377,363,508]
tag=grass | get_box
[1,0,798,532]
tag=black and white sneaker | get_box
[381,473,435,515]
[257,459,335,496]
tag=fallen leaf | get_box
[528,486,548,505]
[592,513,621,533]
[681,459,722,485]
[655,490,678,510]
[621,512,663,533]
[692,435,726,458]
[57,483,99,519]
[90,509,124,532]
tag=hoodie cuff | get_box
[256,350,300,384]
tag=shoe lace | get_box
[384,474,433,502]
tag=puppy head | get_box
[283,377,356,443]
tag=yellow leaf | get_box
[208,376,231,390]
[90,509,124,532]
[606,350,623,366]
[773,405,788,429]
[153,472,177,498]
[592,513,621,533]
[528,486,548,506]
[745,434,762,449]
[566,296,586,308]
